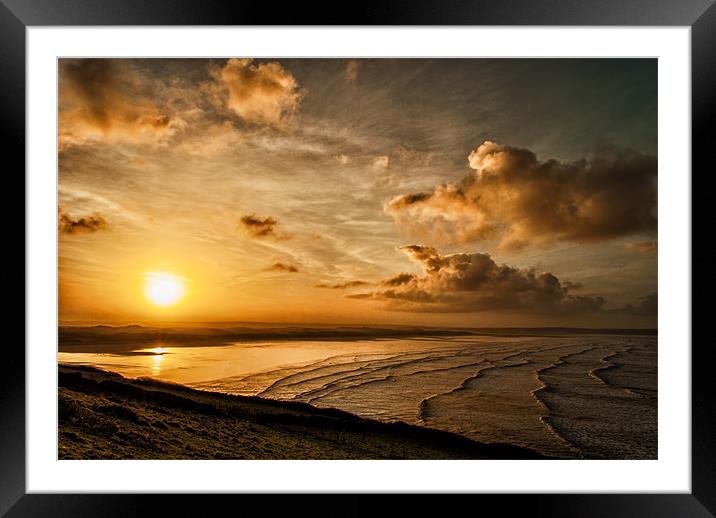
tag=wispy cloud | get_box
[315,280,371,289]
[344,60,360,83]
[625,240,657,254]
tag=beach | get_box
[58,326,657,460]
[58,364,547,460]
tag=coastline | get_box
[58,364,551,460]
[58,324,657,353]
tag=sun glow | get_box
[144,272,185,307]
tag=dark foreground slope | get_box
[59,365,549,460]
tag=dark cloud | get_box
[316,280,371,290]
[240,214,283,238]
[617,293,657,316]
[268,262,299,273]
[381,272,417,287]
[348,245,606,314]
[59,209,108,234]
[386,141,657,252]
[59,59,177,147]
[625,240,657,254]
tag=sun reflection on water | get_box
[151,351,164,376]
[141,346,169,376]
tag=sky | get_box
[58,58,657,328]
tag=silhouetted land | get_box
[58,365,550,460]
[58,324,657,353]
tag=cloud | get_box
[348,245,606,314]
[345,60,360,83]
[239,214,286,238]
[625,240,657,254]
[381,272,417,287]
[386,141,657,252]
[218,58,303,126]
[59,208,108,234]
[316,280,371,289]
[59,59,180,147]
[616,292,657,316]
[372,155,390,170]
[268,262,299,273]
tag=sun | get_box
[144,272,185,307]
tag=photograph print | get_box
[57,58,657,460]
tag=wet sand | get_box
[58,364,548,460]
[58,326,656,459]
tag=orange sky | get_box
[58,58,657,328]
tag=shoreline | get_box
[58,324,657,354]
[59,364,552,460]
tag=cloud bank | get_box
[349,245,606,314]
[617,292,657,316]
[386,141,657,252]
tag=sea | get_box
[58,334,657,459]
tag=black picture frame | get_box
[5,0,710,515]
